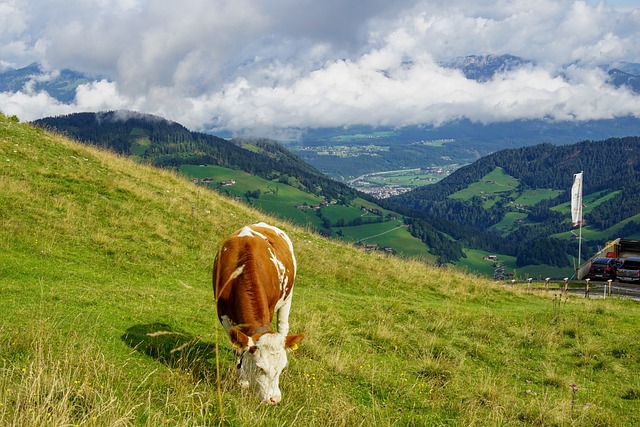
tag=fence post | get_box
[585,278,590,299]
[563,277,569,296]
[527,278,532,292]
[545,277,550,290]
[607,279,612,297]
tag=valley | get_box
[347,165,460,199]
[32,111,640,281]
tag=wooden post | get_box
[585,278,590,298]
[563,278,569,295]
[527,278,532,292]
[545,277,550,290]
[607,279,613,297]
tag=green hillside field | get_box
[179,165,427,259]
[1,114,639,426]
[449,167,519,208]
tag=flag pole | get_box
[571,171,584,276]
[578,214,582,266]
[578,172,583,267]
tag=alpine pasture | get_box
[1,114,639,426]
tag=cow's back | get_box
[213,223,296,332]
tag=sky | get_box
[1,0,640,136]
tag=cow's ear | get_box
[284,333,305,351]
[230,328,250,351]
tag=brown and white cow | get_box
[213,222,304,404]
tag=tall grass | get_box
[1,115,640,425]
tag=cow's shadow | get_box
[121,323,230,382]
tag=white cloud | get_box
[1,0,640,135]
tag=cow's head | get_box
[230,329,305,404]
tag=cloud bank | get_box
[1,0,640,135]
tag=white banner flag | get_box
[571,172,583,226]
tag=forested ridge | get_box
[33,111,360,202]
[388,137,640,266]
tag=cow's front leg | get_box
[275,292,293,336]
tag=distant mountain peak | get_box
[439,54,533,82]
[607,68,640,92]
[0,62,102,103]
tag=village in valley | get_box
[348,166,459,199]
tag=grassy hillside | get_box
[1,114,639,426]
[179,165,428,258]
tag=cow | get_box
[213,222,305,404]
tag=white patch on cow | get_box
[237,226,254,237]
[238,332,288,404]
[252,230,269,241]
[268,247,287,288]
[254,222,297,275]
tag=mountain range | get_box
[32,110,640,279]
[2,54,639,104]
[439,54,640,92]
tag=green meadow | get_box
[449,167,518,205]
[336,220,434,260]
[179,165,426,256]
[551,190,621,217]
[180,165,324,227]
[449,167,563,211]
[489,211,528,234]
[1,114,640,426]
[514,189,564,206]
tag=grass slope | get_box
[179,165,426,259]
[1,115,640,426]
